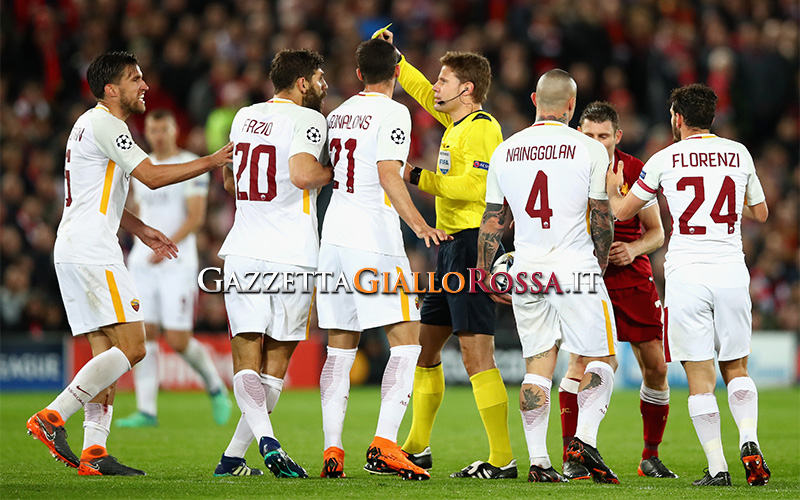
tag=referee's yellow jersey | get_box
[399,56,503,235]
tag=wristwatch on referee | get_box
[409,166,423,185]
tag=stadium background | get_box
[0,0,797,392]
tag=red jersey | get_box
[604,149,655,290]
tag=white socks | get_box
[640,383,670,406]
[375,345,421,442]
[133,340,159,416]
[180,337,226,395]
[83,403,113,450]
[320,347,357,450]
[727,376,759,448]
[688,392,727,475]
[225,373,285,458]
[262,373,283,414]
[47,347,131,421]
[575,361,615,448]
[520,373,552,468]
[232,369,273,443]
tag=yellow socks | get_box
[471,368,513,467]
[402,364,445,454]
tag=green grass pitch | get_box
[2,386,798,499]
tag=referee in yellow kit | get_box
[377,29,516,479]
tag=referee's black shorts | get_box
[420,228,503,335]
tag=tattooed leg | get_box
[575,361,616,448]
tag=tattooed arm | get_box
[589,198,614,274]
[477,202,510,273]
[478,202,512,305]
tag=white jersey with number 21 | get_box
[322,92,412,257]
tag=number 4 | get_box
[525,170,553,229]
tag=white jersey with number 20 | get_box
[219,98,328,268]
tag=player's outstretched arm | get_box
[606,160,647,221]
[132,142,233,189]
[288,153,333,190]
[378,30,451,127]
[589,199,614,274]
[609,203,664,267]
[120,209,178,260]
[378,160,450,248]
[477,202,511,304]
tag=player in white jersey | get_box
[608,84,770,487]
[26,51,233,476]
[316,38,449,480]
[477,69,619,484]
[117,109,231,429]
[213,49,333,479]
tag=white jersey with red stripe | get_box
[322,92,412,256]
[486,121,610,270]
[54,104,149,265]
[631,133,765,279]
[128,150,207,270]
[218,98,328,267]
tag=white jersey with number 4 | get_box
[631,133,765,279]
[54,104,149,265]
[486,121,609,270]
[127,150,208,270]
[322,92,412,256]
[218,98,328,267]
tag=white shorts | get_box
[316,243,420,331]
[129,263,197,331]
[664,265,751,362]
[223,255,314,341]
[512,275,617,358]
[55,263,144,336]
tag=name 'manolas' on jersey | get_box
[631,133,766,278]
[486,121,610,270]
[127,150,208,270]
[54,104,149,265]
[322,92,412,256]
[218,98,328,267]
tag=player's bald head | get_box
[534,69,577,110]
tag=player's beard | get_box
[671,118,681,142]
[121,91,146,115]
[302,87,326,113]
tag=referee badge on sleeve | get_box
[438,150,451,174]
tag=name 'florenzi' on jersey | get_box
[671,151,740,168]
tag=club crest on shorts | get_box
[131,299,140,311]
[415,296,420,310]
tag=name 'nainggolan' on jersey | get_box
[486,121,610,271]
[218,98,328,268]
[322,92,412,256]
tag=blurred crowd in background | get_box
[1,0,798,340]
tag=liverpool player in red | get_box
[558,102,676,479]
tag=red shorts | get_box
[608,282,663,343]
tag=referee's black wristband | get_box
[409,166,423,186]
